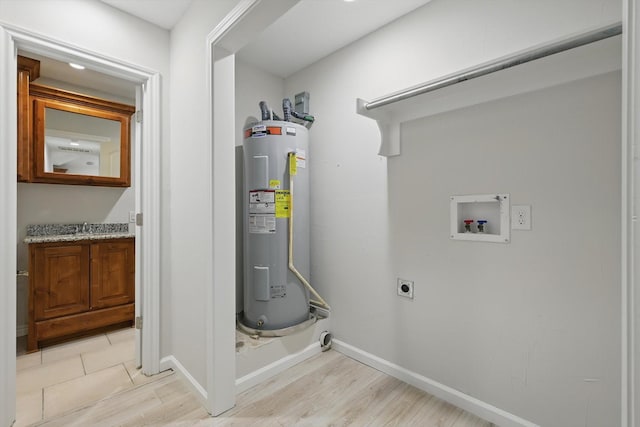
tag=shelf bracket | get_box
[356,98,400,157]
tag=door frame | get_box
[0,23,162,425]
[623,0,639,425]
[204,0,301,415]
[208,1,640,423]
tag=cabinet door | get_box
[91,240,134,309]
[32,244,90,320]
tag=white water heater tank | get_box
[242,120,310,330]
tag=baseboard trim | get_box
[235,342,321,394]
[16,324,27,337]
[332,339,539,427]
[160,355,208,405]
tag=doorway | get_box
[0,24,162,426]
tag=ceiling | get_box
[18,51,137,102]
[25,0,432,97]
[99,0,194,30]
[100,0,433,78]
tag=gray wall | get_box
[388,72,621,425]
[283,0,622,424]
[167,0,240,388]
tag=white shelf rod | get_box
[364,22,622,111]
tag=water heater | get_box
[242,120,310,330]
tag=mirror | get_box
[44,108,122,177]
[31,84,134,187]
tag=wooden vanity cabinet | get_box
[28,238,135,352]
[91,240,135,309]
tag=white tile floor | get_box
[15,328,172,426]
[14,328,276,425]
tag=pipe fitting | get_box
[256,315,267,329]
[319,331,332,351]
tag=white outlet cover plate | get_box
[512,205,531,230]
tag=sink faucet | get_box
[82,222,88,234]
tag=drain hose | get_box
[287,152,330,311]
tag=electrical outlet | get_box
[129,211,136,223]
[512,205,531,230]
[397,279,414,299]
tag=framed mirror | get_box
[31,84,134,187]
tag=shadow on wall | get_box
[236,145,244,315]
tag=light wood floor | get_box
[33,349,492,427]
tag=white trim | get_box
[206,0,261,46]
[205,48,237,417]
[204,0,262,417]
[0,26,18,427]
[333,339,539,427]
[236,342,321,393]
[622,0,638,425]
[0,22,152,82]
[160,356,207,405]
[134,84,143,369]
[16,325,28,337]
[140,72,162,376]
[204,0,301,417]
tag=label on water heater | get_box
[296,149,306,169]
[249,214,276,234]
[275,190,290,218]
[250,124,267,138]
[249,190,276,233]
[249,190,275,212]
[269,179,281,189]
[270,284,286,298]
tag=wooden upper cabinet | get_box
[90,240,135,309]
[17,55,135,187]
[17,56,40,182]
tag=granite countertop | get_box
[24,223,134,244]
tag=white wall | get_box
[395,72,620,425]
[284,0,621,425]
[0,0,169,71]
[235,59,285,145]
[167,0,241,389]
